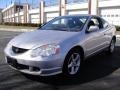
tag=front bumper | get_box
[5,56,62,76]
[4,47,63,76]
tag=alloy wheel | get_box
[67,53,81,75]
[110,39,115,53]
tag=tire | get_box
[62,49,82,77]
[107,38,116,54]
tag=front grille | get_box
[12,46,28,54]
[6,57,29,70]
[6,56,40,72]
[7,56,29,70]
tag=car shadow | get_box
[23,46,120,86]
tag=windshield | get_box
[40,16,88,32]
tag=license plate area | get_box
[6,56,29,70]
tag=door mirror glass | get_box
[87,25,99,32]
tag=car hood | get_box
[9,30,79,49]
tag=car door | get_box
[96,17,111,48]
[101,18,113,45]
[84,16,107,57]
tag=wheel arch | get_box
[64,45,85,63]
[62,45,85,75]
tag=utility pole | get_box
[11,0,12,4]
[40,0,45,24]
[32,0,33,9]
[59,0,61,16]
[59,0,66,16]
[88,0,91,14]
[88,0,99,15]
[6,1,7,7]
[96,0,99,15]
[26,0,28,4]
[18,0,20,23]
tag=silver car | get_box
[4,15,116,77]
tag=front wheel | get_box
[63,49,82,77]
[107,38,116,54]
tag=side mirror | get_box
[87,25,99,32]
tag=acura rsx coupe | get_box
[4,15,116,77]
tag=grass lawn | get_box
[116,31,120,35]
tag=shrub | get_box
[2,22,120,31]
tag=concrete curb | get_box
[1,28,120,37]
[0,28,35,32]
[116,35,120,38]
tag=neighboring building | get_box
[2,3,30,23]
[2,0,120,26]
[0,9,2,23]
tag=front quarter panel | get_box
[59,31,85,65]
[104,24,116,44]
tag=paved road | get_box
[0,30,120,90]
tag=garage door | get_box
[20,16,24,23]
[99,7,120,25]
[30,14,40,23]
[15,17,18,23]
[67,10,88,15]
[45,12,59,22]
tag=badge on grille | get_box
[15,48,19,53]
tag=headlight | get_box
[31,44,60,57]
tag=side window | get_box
[97,17,104,29]
[88,17,103,29]
[52,18,66,25]
[91,18,99,26]
[101,19,109,28]
[88,18,99,29]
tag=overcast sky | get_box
[0,0,87,9]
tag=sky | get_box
[0,0,87,9]
[0,0,40,9]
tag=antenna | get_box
[26,0,28,6]
[11,0,12,4]
[19,0,20,5]
[26,0,28,3]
